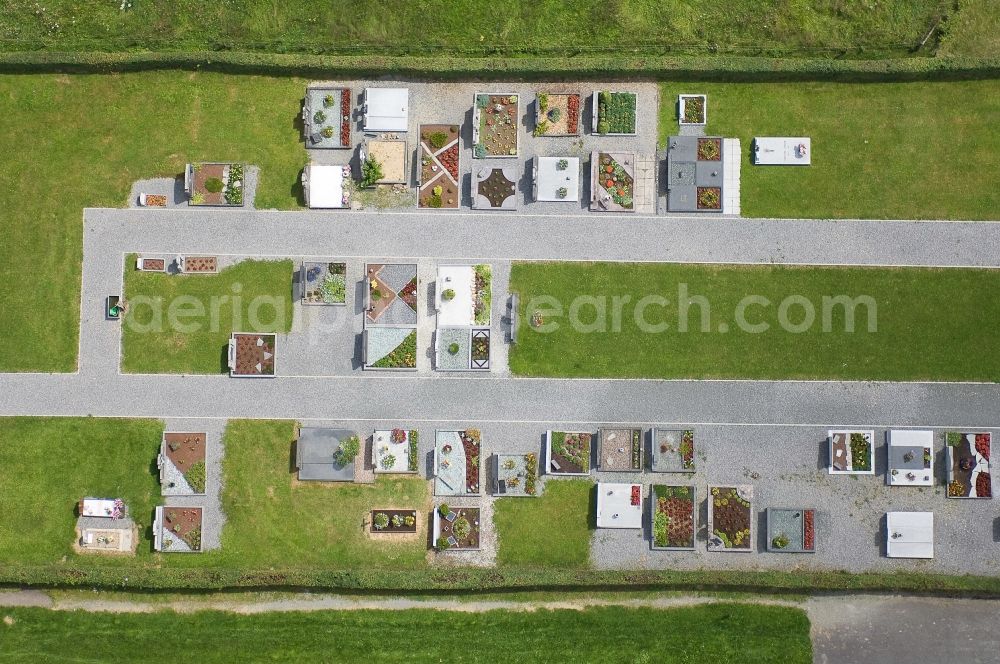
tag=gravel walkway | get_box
[161,418,226,551]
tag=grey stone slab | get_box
[437,328,470,371]
[365,326,412,365]
[377,296,417,325]
[377,263,416,294]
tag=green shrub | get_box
[184,461,206,494]
[203,177,223,193]
[438,503,450,516]
[436,537,451,550]
[428,194,443,208]
[323,94,335,107]
[1,51,997,84]
[448,343,460,355]
[547,107,561,122]
[360,156,383,188]
[537,93,548,111]
[321,126,334,138]
[473,143,486,159]
[428,132,449,149]
[336,436,360,465]
[442,288,455,301]
[313,110,326,123]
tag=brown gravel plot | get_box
[599,428,634,471]
[163,432,205,473]
[163,507,202,550]
[234,334,274,376]
[193,164,226,205]
[184,256,217,273]
[369,509,418,533]
[538,94,580,135]
[366,267,397,322]
[438,507,480,549]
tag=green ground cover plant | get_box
[494,480,593,567]
[122,256,293,374]
[658,80,1000,220]
[0,72,307,372]
[0,604,811,663]
[510,261,1000,381]
[0,0,950,57]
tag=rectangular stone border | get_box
[545,430,593,477]
[432,506,482,551]
[472,92,520,158]
[433,430,483,497]
[299,261,347,307]
[598,427,644,472]
[369,509,418,534]
[945,432,992,499]
[372,429,420,474]
[650,428,696,473]
[678,94,707,126]
[707,485,754,553]
[828,429,876,475]
[590,91,638,136]
[649,484,697,551]
[765,507,816,553]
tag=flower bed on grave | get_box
[651,485,696,550]
[708,486,753,552]
[534,92,581,136]
[547,431,592,475]
[946,432,992,498]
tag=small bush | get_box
[547,107,561,122]
[373,512,389,530]
[428,194,443,208]
[184,461,206,494]
[360,156,383,188]
[313,110,326,124]
[203,177,223,193]
[448,342,460,355]
[428,132,449,149]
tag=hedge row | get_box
[0,51,998,82]
[3,565,1000,598]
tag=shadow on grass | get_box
[588,483,598,531]
[218,343,229,374]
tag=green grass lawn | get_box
[0,603,812,663]
[494,480,594,567]
[0,0,944,56]
[212,420,431,569]
[0,418,430,571]
[0,72,307,372]
[658,80,1000,220]
[121,256,293,374]
[0,417,164,566]
[938,0,1000,57]
[509,262,1000,381]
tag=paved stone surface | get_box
[84,208,1000,267]
[808,594,1000,664]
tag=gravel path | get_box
[161,418,226,551]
